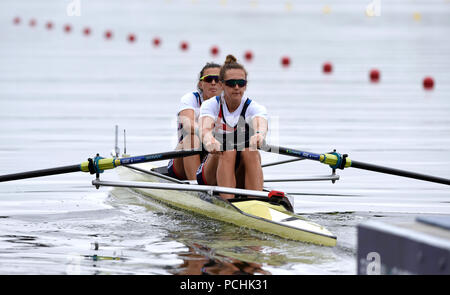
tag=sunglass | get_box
[224,79,247,88]
[200,75,220,83]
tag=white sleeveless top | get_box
[178,91,204,120]
[199,93,267,135]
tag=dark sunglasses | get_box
[224,79,247,88]
[200,75,220,83]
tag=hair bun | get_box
[224,54,237,64]
[219,54,247,81]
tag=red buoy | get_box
[369,69,380,82]
[105,30,113,40]
[423,76,434,90]
[83,27,91,36]
[180,41,189,51]
[46,21,53,30]
[128,33,136,43]
[64,24,72,33]
[13,17,21,25]
[244,50,253,62]
[153,37,161,47]
[281,56,291,67]
[29,19,37,27]
[323,62,333,74]
[210,45,219,57]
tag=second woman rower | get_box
[168,62,222,180]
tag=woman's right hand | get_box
[204,134,221,154]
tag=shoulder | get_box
[201,95,221,108]
[178,91,202,114]
[246,98,266,111]
[245,98,268,118]
[180,91,200,104]
[200,95,221,117]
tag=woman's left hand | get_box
[249,133,265,150]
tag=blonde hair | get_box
[219,54,247,81]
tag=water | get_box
[0,0,449,275]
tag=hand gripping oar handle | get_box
[0,149,202,183]
[260,143,450,186]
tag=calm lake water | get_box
[0,0,449,274]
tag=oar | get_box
[0,150,202,182]
[261,144,450,186]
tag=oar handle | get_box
[0,164,81,182]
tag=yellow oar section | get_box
[80,158,121,173]
[319,152,352,169]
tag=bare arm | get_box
[178,109,197,136]
[200,116,221,153]
[250,116,268,149]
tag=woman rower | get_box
[198,55,268,199]
[167,62,222,180]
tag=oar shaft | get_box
[261,144,450,186]
[118,150,201,166]
[0,149,203,183]
[351,160,450,186]
[0,164,81,182]
[262,144,322,161]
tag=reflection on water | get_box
[0,182,354,274]
[173,243,270,275]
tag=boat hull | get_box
[117,163,337,247]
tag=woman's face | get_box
[221,68,247,102]
[198,67,221,100]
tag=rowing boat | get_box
[110,161,338,247]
